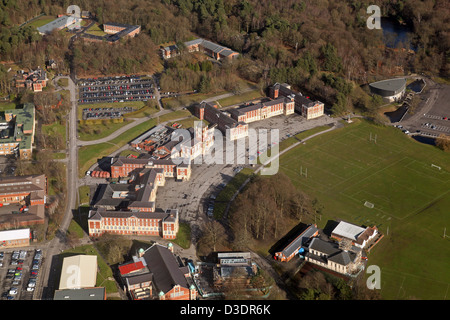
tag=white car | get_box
[26,287,35,292]
[9,288,18,295]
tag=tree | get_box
[201,220,226,252]
[320,43,343,73]
[436,134,450,151]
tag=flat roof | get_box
[332,221,366,241]
[54,287,105,300]
[0,228,30,241]
[37,15,80,34]
[59,255,97,289]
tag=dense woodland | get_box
[228,173,317,249]
[1,0,449,115]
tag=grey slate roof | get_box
[53,287,105,300]
[280,224,318,257]
[308,238,360,266]
[142,244,189,293]
[125,272,153,286]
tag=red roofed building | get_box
[119,260,145,276]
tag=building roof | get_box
[142,243,190,293]
[279,224,318,257]
[0,174,45,196]
[59,255,97,290]
[37,15,81,34]
[309,238,341,256]
[369,78,406,95]
[0,103,36,150]
[119,260,145,276]
[88,207,173,220]
[54,287,105,300]
[184,38,204,47]
[308,238,361,267]
[331,221,366,241]
[125,272,153,286]
[0,228,30,241]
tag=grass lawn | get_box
[277,118,450,300]
[0,102,16,111]
[57,78,68,87]
[78,119,154,176]
[67,219,85,238]
[213,167,255,219]
[161,92,224,109]
[42,121,67,141]
[172,222,191,249]
[26,15,55,28]
[78,119,131,141]
[78,110,194,176]
[51,152,66,159]
[78,185,90,206]
[278,124,333,152]
[216,89,264,108]
[85,23,107,36]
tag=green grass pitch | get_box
[279,119,450,299]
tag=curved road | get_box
[37,76,78,299]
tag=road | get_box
[36,66,335,300]
[36,75,78,299]
[77,109,173,147]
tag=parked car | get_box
[28,279,36,288]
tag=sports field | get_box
[279,119,450,299]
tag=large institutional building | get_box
[274,221,377,276]
[369,78,406,102]
[0,174,47,228]
[0,103,36,160]
[14,69,48,92]
[195,101,248,141]
[119,243,198,300]
[269,83,324,119]
[161,38,239,61]
[194,83,324,141]
[129,123,215,162]
[88,155,191,239]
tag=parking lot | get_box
[0,249,43,300]
[400,78,450,138]
[78,75,155,104]
[82,106,134,120]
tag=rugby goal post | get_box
[364,201,374,209]
[431,164,441,171]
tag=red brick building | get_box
[0,175,47,228]
[109,156,191,181]
[119,243,198,300]
[103,22,141,38]
[270,83,324,120]
[274,224,319,262]
[88,207,179,239]
[161,38,239,61]
[89,159,186,239]
[196,102,248,141]
[228,96,295,123]
[14,68,48,92]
